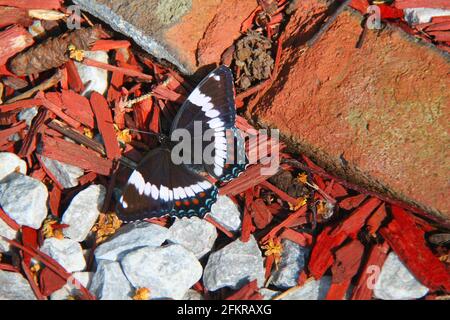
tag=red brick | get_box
[250,2,450,219]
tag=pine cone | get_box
[9,27,101,76]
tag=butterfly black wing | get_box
[116,147,218,222]
[170,65,247,182]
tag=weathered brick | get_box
[250,1,450,219]
[74,0,257,74]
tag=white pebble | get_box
[203,235,265,291]
[40,155,84,189]
[62,184,106,242]
[209,195,242,232]
[75,51,109,97]
[0,270,36,300]
[0,217,17,253]
[0,173,48,229]
[89,260,133,300]
[40,238,86,273]
[168,217,217,259]
[121,244,203,300]
[95,221,169,261]
[374,252,429,300]
[0,152,27,181]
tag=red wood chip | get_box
[351,242,390,300]
[330,239,365,284]
[380,206,450,292]
[0,0,63,9]
[339,194,367,210]
[61,89,94,128]
[40,134,113,176]
[39,267,67,296]
[0,25,34,66]
[90,92,121,160]
[251,198,273,229]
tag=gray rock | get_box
[404,8,450,25]
[62,184,106,242]
[209,195,242,232]
[0,152,27,181]
[0,173,48,229]
[259,288,280,300]
[18,106,38,127]
[74,50,109,97]
[73,0,191,74]
[281,276,332,300]
[0,270,36,300]
[183,289,204,300]
[374,252,429,300]
[90,260,133,300]
[40,238,86,273]
[272,240,309,289]
[50,272,93,300]
[0,217,17,253]
[168,217,217,259]
[121,244,202,300]
[203,235,265,291]
[40,155,84,189]
[95,221,169,261]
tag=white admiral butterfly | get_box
[116,66,248,222]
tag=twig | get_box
[4,71,61,104]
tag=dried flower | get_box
[83,127,94,139]
[114,125,132,145]
[296,172,308,184]
[42,217,65,239]
[92,213,123,244]
[133,287,150,300]
[439,254,449,264]
[68,44,85,62]
[30,261,41,283]
[289,196,307,211]
[262,238,283,269]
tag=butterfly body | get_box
[117,66,247,222]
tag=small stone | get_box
[203,235,265,291]
[259,288,280,300]
[404,8,450,25]
[62,184,106,242]
[89,260,133,300]
[40,155,84,189]
[95,221,169,261]
[281,276,332,300]
[0,173,48,229]
[209,195,242,232]
[183,289,204,300]
[18,106,38,127]
[272,239,309,289]
[0,217,17,253]
[50,272,93,300]
[121,244,202,300]
[40,238,86,273]
[168,216,217,259]
[374,252,429,300]
[0,270,36,300]
[0,152,27,181]
[75,50,109,97]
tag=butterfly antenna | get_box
[127,128,160,136]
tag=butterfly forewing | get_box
[170,65,247,182]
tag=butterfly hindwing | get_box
[116,148,218,222]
